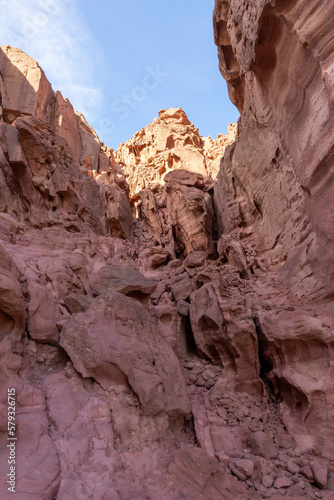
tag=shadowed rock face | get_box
[1,4,334,495]
[213,0,334,458]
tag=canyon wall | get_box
[213,0,334,457]
[0,0,334,496]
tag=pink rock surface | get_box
[213,0,334,458]
[60,292,190,416]
[1,5,334,494]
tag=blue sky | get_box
[0,0,239,148]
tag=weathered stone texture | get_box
[1,6,334,495]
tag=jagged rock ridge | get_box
[115,107,236,198]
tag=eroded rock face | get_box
[0,46,131,239]
[60,292,190,417]
[189,279,263,395]
[0,244,25,338]
[164,175,215,257]
[213,0,334,458]
[115,107,236,197]
[1,12,334,498]
[89,264,156,301]
[0,45,55,123]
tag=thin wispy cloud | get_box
[0,1,240,148]
[0,0,103,123]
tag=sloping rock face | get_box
[0,45,131,238]
[1,8,334,496]
[213,0,334,460]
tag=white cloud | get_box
[0,0,103,124]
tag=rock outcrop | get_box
[0,45,129,238]
[213,0,334,463]
[115,107,236,198]
[1,1,334,495]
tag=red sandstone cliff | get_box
[0,0,333,497]
[213,0,334,459]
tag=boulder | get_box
[60,293,190,417]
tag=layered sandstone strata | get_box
[213,0,334,458]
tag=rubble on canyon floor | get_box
[0,0,334,497]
